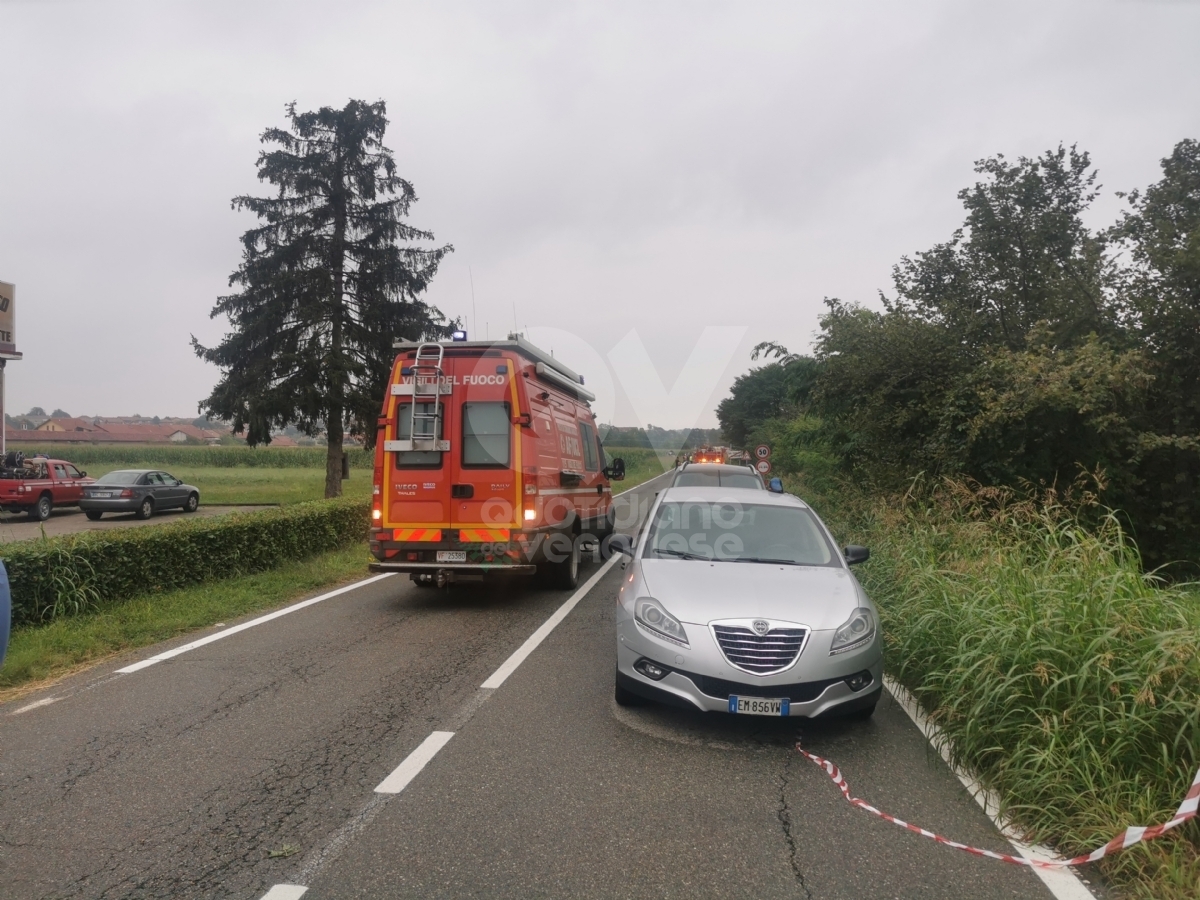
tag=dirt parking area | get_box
[0,505,271,544]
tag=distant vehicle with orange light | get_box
[689,446,728,465]
[368,335,625,589]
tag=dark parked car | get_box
[79,470,200,520]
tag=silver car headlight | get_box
[634,597,689,646]
[830,607,875,655]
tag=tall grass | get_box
[6,444,373,469]
[804,476,1200,899]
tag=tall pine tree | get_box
[195,100,453,497]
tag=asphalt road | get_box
[0,472,1097,899]
[0,505,268,543]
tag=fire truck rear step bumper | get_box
[368,562,538,574]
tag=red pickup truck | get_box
[0,454,95,520]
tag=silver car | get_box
[614,486,882,718]
[80,469,201,520]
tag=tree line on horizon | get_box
[718,139,1200,572]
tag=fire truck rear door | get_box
[450,356,521,534]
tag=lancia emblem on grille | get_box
[752,619,770,636]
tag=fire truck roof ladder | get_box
[394,341,451,452]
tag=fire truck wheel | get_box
[540,536,581,590]
[29,495,52,521]
[557,539,581,589]
[597,507,616,538]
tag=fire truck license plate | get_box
[436,551,466,563]
[729,696,790,716]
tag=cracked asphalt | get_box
[0,472,1080,899]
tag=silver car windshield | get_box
[96,471,143,485]
[643,501,838,567]
[674,471,762,489]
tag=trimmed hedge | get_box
[4,444,373,469]
[2,498,369,627]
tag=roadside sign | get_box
[756,459,771,475]
[755,444,770,459]
[0,281,17,359]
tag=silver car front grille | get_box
[712,623,808,675]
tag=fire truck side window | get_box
[579,422,599,471]
[462,402,511,468]
[395,402,443,468]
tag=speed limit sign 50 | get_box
[755,444,771,460]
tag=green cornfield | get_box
[5,443,373,469]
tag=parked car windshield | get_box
[644,501,838,567]
[96,471,143,485]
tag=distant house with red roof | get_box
[35,417,98,433]
[8,418,224,445]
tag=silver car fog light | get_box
[633,658,670,680]
[830,608,875,655]
[844,670,873,691]
[634,597,689,646]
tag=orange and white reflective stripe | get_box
[458,528,511,542]
[393,528,443,542]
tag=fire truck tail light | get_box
[524,508,537,521]
[373,484,381,495]
[372,505,382,521]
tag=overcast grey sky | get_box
[1,0,1198,427]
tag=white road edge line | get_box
[115,573,396,674]
[481,555,619,690]
[884,676,1097,900]
[375,731,456,794]
[10,696,61,715]
[258,885,308,900]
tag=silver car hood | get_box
[638,559,861,629]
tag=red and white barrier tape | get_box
[796,743,1200,869]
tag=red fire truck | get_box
[368,337,625,589]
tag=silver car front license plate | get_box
[436,550,466,563]
[729,696,790,716]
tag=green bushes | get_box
[3,498,369,627]
[814,480,1200,899]
[4,444,373,469]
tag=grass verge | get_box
[795,474,1200,900]
[614,448,668,487]
[0,542,371,702]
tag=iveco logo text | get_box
[752,620,770,636]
